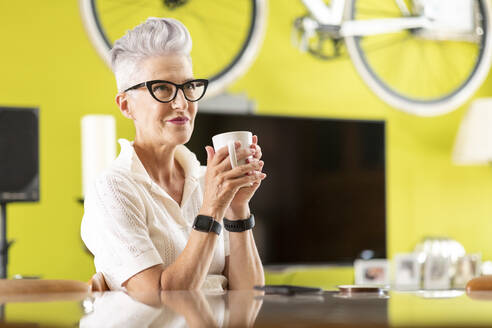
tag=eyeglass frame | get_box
[123,79,209,103]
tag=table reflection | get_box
[80,289,264,328]
[5,283,492,327]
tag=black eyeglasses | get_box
[124,79,208,103]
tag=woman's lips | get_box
[167,117,189,125]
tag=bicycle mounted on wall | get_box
[79,0,267,101]
[79,0,492,116]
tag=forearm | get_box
[161,291,218,328]
[227,230,265,290]
[160,229,219,290]
[227,291,264,327]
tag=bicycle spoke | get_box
[208,26,239,64]
[419,44,431,99]
[417,40,440,98]
[408,40,445,98]
[197,28,226,74]
[375,39,406,96]
[185,6,249,54]
[441,46,462,90]
[200,23,249,42]
[360,40,395,86]
[388,40,410,95]
[357,32,483,99]
[186,8,250,33]
[189,21,239,72]
[99,0,156,15]
[101,1,159,30]
[439,41,472,93]
[207,0,248,12]
[438,42,471,89]
[97,0,252,45]
[360,33,411,54]
[426,43,444,98]
[408,40,423,98]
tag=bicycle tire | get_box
[344,0,492,116]
[79,0,267,99]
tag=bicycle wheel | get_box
[344,0,492,116]
[79,0,267,98]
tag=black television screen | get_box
[187,112,386,265]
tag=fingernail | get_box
[261,173,266,179]
[259,161,264,166]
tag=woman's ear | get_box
[115,93,134,120]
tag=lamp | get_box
[453,98,492,165]
[81,115,116,200]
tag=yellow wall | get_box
[1,0,492,282]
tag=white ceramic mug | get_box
[212,131,253,168]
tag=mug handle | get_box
[227,140,238,168]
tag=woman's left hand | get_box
[227,135,265,219]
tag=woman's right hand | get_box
[199,141,265,221]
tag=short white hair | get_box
[110,17,192,92]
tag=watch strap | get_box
[193,215,222,235]
[223,214,255,232]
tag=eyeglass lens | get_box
[151,80,206,102]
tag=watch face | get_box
[194,216,212,232]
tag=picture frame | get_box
[423,256,452,290]
[394,253,421,290]
[354,259,390,285]
[453,254,481,289]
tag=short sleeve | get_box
[81,172,163,290]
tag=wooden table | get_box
[2,288,492,327]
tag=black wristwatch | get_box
[193,215,222,235]
[223,214,255,232]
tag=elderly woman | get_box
[81,17,266,293]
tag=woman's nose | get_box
[171,89,188,109]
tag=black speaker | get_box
[0,107,39,203]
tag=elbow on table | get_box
[160,273,204,291]
[228,273,265,290]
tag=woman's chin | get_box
[166,132,191,146]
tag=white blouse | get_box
[81,139,229,291]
